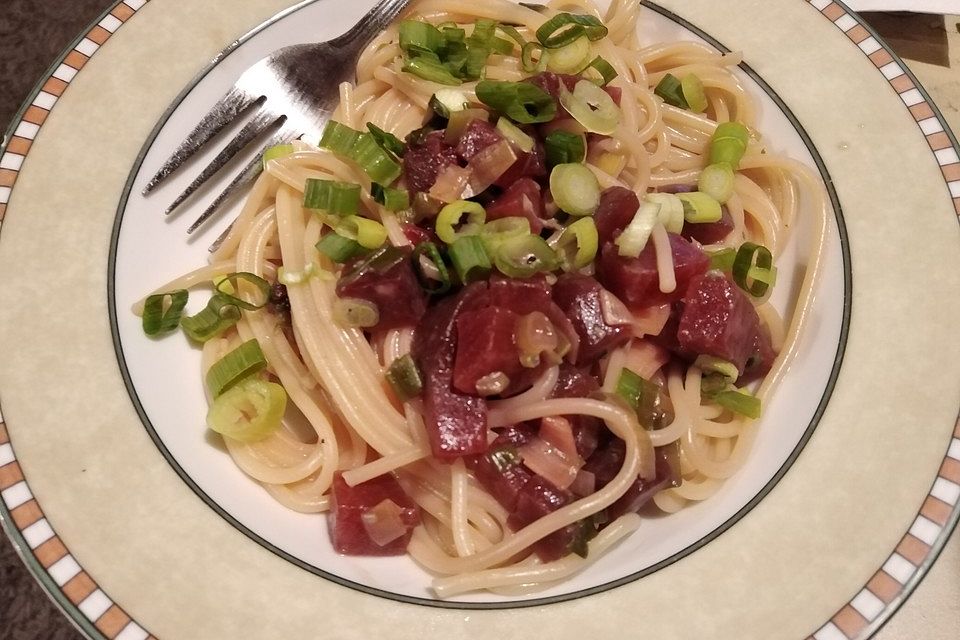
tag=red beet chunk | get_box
[525,71,579,98]
[412,284,490,460]
[597,233,710,307]
[485,178,546,233]
[453,306,524,394]
[550,364,603,459]
[552,274,629,365]
[740,329,776,384]
[465,431,535,512]
[682,206,734,245]
[481,274,552,315]
[402,223,435,246]
[507,475,581,561]
[676,272,764,375]
[606,447,675,521]
[329,472,420,555]
[583,437,626,489]
[403,130,461,194]
[336,246,427,331]
[494,140,547,188]
[594,186,640,245]
[456,119,505,162]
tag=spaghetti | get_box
[137,0,827,596]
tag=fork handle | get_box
[340,0,414,45]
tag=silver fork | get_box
[144,0,412,237]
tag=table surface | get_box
[1,2,958,639]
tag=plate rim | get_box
[0,0,957,638]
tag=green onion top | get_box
[449,235,492,284]
[181,295,241,343]
[366,123,406,158]
[386,354,424,401]
[536,13,608,48]
[654,73,688,109]
[411,242,452,295]
[544,130,586,166]
[142,290,188,336]
[315,232,370,264]
[303,178,361,216]
[206,339,268,398]
[215,272,271,311]
[476,80,557,124]
[732,242,777,298]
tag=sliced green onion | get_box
[645,193,684,234]
[480,216,531,252]
[180,295,241,343]
[545,35,591,73]
[475,80,556,124]
[521,42,547,73]
[553,216,598,271]
[320,122,403,184]
[698,163,735,204]
[319,121,362,156]
[496,117,535,153]
[732,242,776,297]
[544,130,586,166]
[550,163,600,216]
[303,178,361,215]
[708,247,737,272]
[468,19,498,46]
[678,191,723,224]
[615,201,659,257]
[350,134,403,185]
[711,388,761,419]
[315,232,369,263]
[694,355,739,381]
[371,184,410,212]
[558,79,620,135]
[366,123,406,158]
[333,298,380,328]
[435,200,486,244]
[493,235,558,278]
[207,377,287,443]
[142,290,188,336]
[440,25,466,43]
[335,215,388,250]
[386,354,424,401]
[206,339,268,398]
[536,13,608,49]
[497,24,527,47]
[654,73,688,109]
[614,367,646,411]
[449,235,492,283]
[429,89,469,119]
[215,272,270,310]
[262,143,294,168]
[402,55,463,85]
[463,46,490,81]
[489,35,516,55]
[709,122,750,169]
[681,73,708,113]
[399,20,444,55]
[583,56,618,86]
[412,242,452,295]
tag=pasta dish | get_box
[136,0,827,597]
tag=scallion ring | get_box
[435,200,486,245]
[549,163,600,216]
[558,79,620,135]
[206,339,269,398]
[552,216,599,271]
[732,242,776,297]
[180,294,241,343]
[536,13,608,49]
[215,272,271,311]
[493,235,559,278]
[335,215,388,250]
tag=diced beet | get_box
[453,306,524,394]
[552,274,629,365]
[329,472,420,555]
[676,271,765,375]
[507,475,581,561]
[485,178,546,233]
[682,206,734,245]
[455,119,504,162]
[657,183,696,194]
[583,437,626,489]
[336,246,427,331]
[485,273,552,314]
[604,85,622,105]
[550,364,602,459]
[740,329,776,384]
[494,140,547,188]
[465,441,533,512]
[594,186,640,245]
[606,447,675,521]
[403,130,461,194]
[412,284,490,460]
[401,223,435,246]
[597,234,710,307]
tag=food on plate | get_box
[137,0,826,596]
